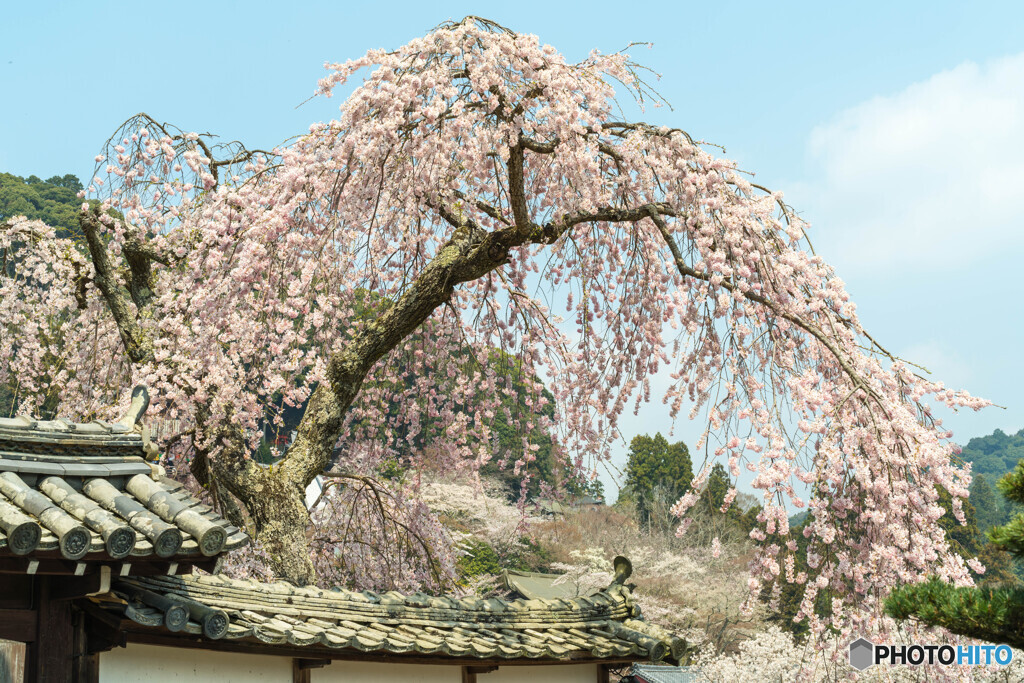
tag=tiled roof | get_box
[0,390,247,562]
[627,663,705,683]
[103,567,687,663]
[501,568,600,600]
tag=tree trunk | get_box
[233,466,315,585]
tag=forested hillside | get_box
[0,172,86,239]
[961,428,1024,479]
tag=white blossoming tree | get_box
[0,17,988,645]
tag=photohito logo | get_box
[848,638,1013,670]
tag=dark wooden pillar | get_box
[72,607,99,683]
[293,658,329,683]
[25,577,75,683]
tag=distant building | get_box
[532,494,605,516]
[501,568,601,600]
[623,663,705,683]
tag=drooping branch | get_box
[646,207,887,412]
[78,209,154,365]
[261,194,681,497]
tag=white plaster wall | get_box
[100,643,596,683]
[100,643,292,682]
[485,663,596,683]
[313,660,456,682]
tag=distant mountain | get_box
[0,172,85,239]
[960,428,1024,479]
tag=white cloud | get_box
[897,340,974,390]
[790,53,1024,274]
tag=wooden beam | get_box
[51,567,111,601]
[0,609,37,642]
[0,575,33,608]
[598,664,611,683]
[0,555,204,576]
[461,664,499,682]
[291,657,329,682]
[76,598,128,657]
[296,658,330,669]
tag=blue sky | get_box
[2,1,1022,496]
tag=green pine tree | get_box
[886,459,1024,646]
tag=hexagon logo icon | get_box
[849,638,874,671]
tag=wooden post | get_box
[292,658,311,683]
[292,658,328,683]
[463,665,498,682]
[72,608,99,683]
[25,576,75,683]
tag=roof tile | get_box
[102,571,677,664]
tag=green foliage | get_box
[621,433,693,529]
[456,539,503,580]
[479,353,559,500]
[703,462,730,511]
[502,536,553,573]
[989,459,1024,558]
[762,514,830,639]
[974,541,1019,587]
[376,457,406,482]
[788,511,809,528]
[884,457,1024,645]
[996,458,1024,506]
[566,476,604,501]
[886,578,1024,649]
[0,172,86,239]
[961,428,1024,480]
[254,440,276,465]
[959,428,1024,539]
[0,384,14,418]
[456,536,551,590]
[971,473,1004,533]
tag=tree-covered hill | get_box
[960,428,1024,479]
[0,172,85,239]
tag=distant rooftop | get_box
[626,663,705,683]
[502,568,601,601]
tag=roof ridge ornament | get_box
[611,555,632,585]
[116,386,150,429]
[115,386,160,461]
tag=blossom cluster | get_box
[0,17,989,621]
